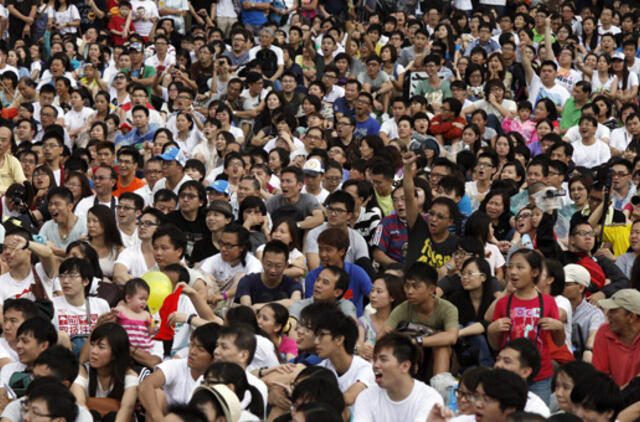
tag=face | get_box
[220,232,243,263]
[324,169,342,193]
[507,253,537,290]
[460,261,485,291]
[214,335,245,366]
[611,164,631,190]
[188,337,214,370]
[525,164,544,187]
[553,370,575,412]
[404,278,433,307]
[262,251,286,283]
[280,172,301,200]
[427,203,453,235]
[3,234,30,268]
[87,337,115,370]
[179,187,203,214]
[569,181,587,205]
[312,268,341,302]
[3,309,26,343]
[571,224,595,253]
[32,169,50,190]
[257,306,281,337]
[369,278,392,310]
[473,384,509,422]
[372,346,410,391]
[16,332,48,365]
[152,234,182,267]
[48,194,72,223]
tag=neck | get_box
[515,284,538,299]
[59,213,77,230]
[469,287,483,301]
[65,292,86,307]
[181,208,198,221]
[331,350,354,375]
[97,191,112,203]
[46,159,60,170]
[615,183,630,196]
[286,192,301,204]
[430,229,449,243]
[120,173,134,186]
[386,376,415,402]
[373,306,391,322]
[92,237,106,248]
[141,239,153,251]
[9,263,32,281]
[120,221,136,235]
[416,296,435,314]
[211,230,222,243]
[582,136,595,145]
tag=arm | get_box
[130,345,162,368]
[418,326,459,347]
[519,43,534,85]
[544,17,554,62]
[113,263,132,285]
[306,252,320,271]
[299,208,323,230]
[402,152,419,229]
[273,291,302,309]
[138,370,167,422]
[87,0,105,19]
[178,281,221,323]
[115,379,137,422]
[28,239,57,279]
[70,366,88,406]
[343,381,367,407]
[373,247,398,267]
[458,322,485,337]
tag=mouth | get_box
[374,372,383,383]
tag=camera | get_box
[544,188,566,199]
[8,185,27,208]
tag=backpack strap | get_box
[30,265,47,301]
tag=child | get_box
[116,278,154,352]
[78,63,101,96]
[107,1,134,46]
[501,100,536,141]
[257,303,297,361]
[487,249,565,404]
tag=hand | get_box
[96,309,118,326]
[25,17,34,25]
[488,93,496,104]
[402,151,417,169]
[167,311,187,327]
[491,317,512,332]
[594,247,615,261]
[358,343,374,361]
[538,317,563,331]
[497,240,512,254]
[267,384,291,410]
[588,291,606,305]
[427,404,455,422]
[545,16,551,28]
[175,281,196,296]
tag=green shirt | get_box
[386,297,459,332]
[414,78,452,100]
[560,97,586,129]
[376,191,393,217]
[121,65,157,95]
[532,28,555,44]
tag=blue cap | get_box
[156,147,186,166]
[207,180,231,196]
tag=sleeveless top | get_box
[116,312,153,352]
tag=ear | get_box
[519,366,533,381]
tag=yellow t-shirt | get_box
[0,154,26,193]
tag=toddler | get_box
[116,278,154,352]
[501,100,536,141]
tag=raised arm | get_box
[519,43,534,86]
[402,152,419,229]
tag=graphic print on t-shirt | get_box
[57,313,97,336]
[417,237,453,270]
[509,305,541,343]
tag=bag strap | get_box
[505,292,544,342]
[85,297,92,330]
[31,265,47,301]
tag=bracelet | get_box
[187,313,197,326]
[221,291,228,300]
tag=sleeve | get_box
[598,256,630,297]
[235,275,252,301]
[114,247,134,269]
[338,300,357,319]
[385,304,404,330]
[591,326,610,375]
[442,301,459,330]
[352,233,369,260]
[124,374,139,389]
[428,117,452,135]
[355,363,376,387]
[71,4,80,19]
[491,296,507,321]
[0,399,22,422]
[304,228,319,254]
[156,359,178,383]
[304,194,321,213]
[72,374,89,392]
[10,158,25,184]
[371,223,390,252]
[351,388,374,422]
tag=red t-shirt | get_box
[108,15,135,45]
[492,292,559,381]
[592,323,640,386]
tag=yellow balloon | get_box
[142,271,173,314]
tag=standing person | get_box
[0,124,26,194]
[487,249,565,405]
[7,0,36,45]
[130,0,158,41]
[352,333,443,422]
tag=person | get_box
[352,332,443,422]
[113,146,147,197]
[0,299,38,368]
[165,181,209,261]
[200,362,264,420]
[488,249,564,405]
[138,323,220,421]
[191,200,234,265]
[86,205,124,279]
[189,384,243,422]
[116,192,144,250]
[256,303,297,360]
[70,323,138,422]
[592,289,640,387]
[265,166,323,230]
[153,146,192,196]
[38,186,87,256]
[459,368,528,422]
[519,46,570,114]
[74,165,119,218]
[114,278,153,352]
[0,124,26,193]
[494,339,551,417]
[552,361,597,414]
[236,240,302,308]
[570,370,621,421]
[382,262,459,376]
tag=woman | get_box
[615,219,640,278]
[257,303,297,361]
[480,190,514,249]
[455,56,470,82]
[92,91,112,123]
[593,95,618,130]
[454,367,490,415]
[356,273,405,361]
[579,17,598,53]
[53,0,80,34]
[30,165,56,215]
[590,54,618,99]
[465,211,505,279]
[612,54,639,108]
[494,135,515,175]
[0,71,17,109]
[433,23,461,64]
[268,148,289,180]
[65,89,95,141]
[87,205,124,280]
[191,200,234,265]
[198,224,263,304]
[64,171,93,211]
[486,52,513,98]
[529,118,554,156]
[71,323,138,422]
[215,105,244,144]
[556,174,593,242]
[200,362,264,420]
[88,122,108,143]
[252,92,284,147]
[237,196,269,254]
[464,64,485,101]
[499,160,525,189]
[256,218,306,280]
[450,257,497,367]
[553,361,597,414]
[173,111,199,154]
[110,72,130,108]
[359,135,385,162]
[296,36,318,87]
[9,48,30,79]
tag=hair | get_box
[262,239,290,262]
[313,308,358,355]
[33,345,79,384]
[88,205,124,249]
[191,322,221,356]
[202,362,264,418]
[218,324,257,365]
[373,273,406,311]
[259,302,289,337]
[123,277,149,301]
[502,338,541,383]
[374,332,420,375]
[405,262,438,287]
[543,259,565,297]
[509,248,544,285]
[295,402,342,422]
[165,404,207,422]
[551,360,596,392]
[3,298,38,320]
[152,224,188,258]
[460,366,491,393]
[291,377,345,417]
[479,368,528,412]
[270,218,300,252]
[317,227,350,254]
[17,317,57,347]
[118,192,144,211]
[25,378,78,422]
[464,211,492,244]
[58,257,94,294]
[570,371,621,417]
[87,323,130,399]
[221,223,250,266]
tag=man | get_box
[117,192,144,249]
[17,151,36,183]
[96,142,116,168]
[428,98,464,143]
[397,28,428,68]
[468,369,528,422]
[240,0,269,35]
[352,333,443,422]
[369,161,393,217]
[322,66,345,106]
[314,309,375,406]
[300,158,328,209]
[139,324,219,421]
[145,35,175,73]
[222,30,250,68]
[235,72,268,134]
[560,81,590,131]
[593,289,640,386]
[561,264,605,363]
[494,339,551,416]
[0,299,38,367]
[610,158,636,210]
[597,6,620,36]
[236,240,302,308]
[165,181,209,262]
[611,111,640,157]
[334,80,360,121]
[570,371,621,421]
[305,191,369,270]
[135,157,163,207]
[38,187,87,256]
[353,93,380,141]
[520,45,570,113]
[248,28,284,86]
[41,130,66,185]
[343,180,382,246]
[289,266,356,321]
[233,176,260,217]
[357,56,391,117]
[114,147,147,198]
[383,262,459,375]
[571,116,611,168]
[6,0,36,45]
[74,165,118,218]
[125,42,156,89]
[265,166,323,230]
[305,227,372,317]
[113,208,163,284]
[465,22,501,55]
[380,98,408,144]
[153,146,192,196]
[115,105,160,148]
[15,119,36,146]
[510,158,548,215]
[0,228,58,306]
[403,154,459,270]
[213,325,268,408]
[372,186,407,267]
[281,72,305,114]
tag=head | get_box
[474,369,528,422]
[403,262,438,307]
[214,325,256,369]
[314,309,358,359]
[16,317,57,365]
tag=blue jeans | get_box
[529,376,552,405]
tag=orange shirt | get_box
[114,177,147,198]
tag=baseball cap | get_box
[129,42,144,52]
[612,51,625,61]
[563,264,590,288]
[290,149,307,161]
[207,180,231,196]
[156,147,186,167]
[598,289,640,315]
[207,199,233,218]
[303,158,324,175]
[192,384,241,422]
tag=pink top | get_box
[117,313,153,352]
[279,336,298,357]
[501,117,536,141]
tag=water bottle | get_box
[522,233,534,249]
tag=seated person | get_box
[289,266,356,322]
[0,300,39,369]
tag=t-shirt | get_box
[386,298,459,332]
[0,155,26,193]
[305,223,369,264]
[156,358,201,405]
[352,379,443,422]
[165,209,209,261]
[491,292,560,381]
[265,194,321,223]
[0,265,55,304]
[305,263,372,317]
[571,140,611,168]
[52,296,111,336]
[247,335,280,373]
[130,0,158,36]
[236,273,302,304]
[38,217,87,250]
[527,74,570,111]
[405,216,459,271]
[319,355,376,393]
[198,253,263,292]
[354,117,381,141]
[114,243,152,278]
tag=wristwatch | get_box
[414,335,423,345]
[187,313,197,326]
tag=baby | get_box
[116,278,154,352]
[501,100,536,141]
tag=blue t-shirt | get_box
[304,262,372,317]
[333,96,355,119]
[242,0,268,25]
[288,352,322,366]
[457,194,472,216]
[235,273,302,304]
[354,116,380,140]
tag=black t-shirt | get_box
[235,273,303,304]
[191,237,220,264]
[405,216,459,271]
[165,208,210,261]
[70,0,106,32]
[8,0,36,26]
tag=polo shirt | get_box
[592,323,640,386]
[304,262,372,317]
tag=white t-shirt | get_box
[53,4,80,34]
[130,0,159,36]
[170,294,197,357]
[565,122,610,143]
[64,107,95,132]
[610,126,632,152]
[263,136,304,153]
[115,243,153,278]
[484,243,505,276]
[73,373,139,397]
[571,139,612,168]
[301,186,329,205]
[74,195,118,219]
[527,74,570,112]
[0,338,17,364]
[247,335,280,372]
[618,71,639,90]
[305,223,369,264]
[0,362,25,387]
[380,119,399,140]
[156,358,201,406]
[556,295,573,350]
[119,228,140,250]
[319,356,376,393]
[152,174,193,196]
[246,371,268,415]
[0,264,56,304]
[1,398,92,422]
[525,391,550,417]
[145,54,176,73]
[554,67,582,94]
[197,253,263,291]
[352,380,443,422]
[52,296,111,336]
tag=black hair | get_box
[46,186,74,204]
[464,211,491,244]
[203,362,264,418]
[479,368,528,412]
[152,224,188,258]
[570,371,621,417]
[166,404,207,422]
[218,324,257,365]
[314,309,358,354]
[59,257,94,288]
[33,345,79,384]
[88,323,130,399]
[221,223,251,266]
[119,192,144,211]
[294,402,342,422]
[502,338,541,383]
[191,322,221,356]
[26,378,78,422]
[374,332,420,375]
[123,277,150,299]
[17,317,57,347]
[291,376,345,416]
[262,239,290,262]
[405,262,438,287]
[154,188,179,206]
[88,205,123,249]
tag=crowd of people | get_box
[0,0,638,421]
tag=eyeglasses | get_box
[116,204,136,212]
[428,212,450,220]
[454,388,473,401]
[469,392,498,404]
[612,171,630,178]
[325,176,342,183]
[516,213,532,220]
[219,241,240,249]
[314,331,332,340]
[118,159,135,166]
[43,142,60,149]
[327,206,348,215]
[59,273,82,281]
[461,271,483,278]
[263,261,285,270]
[93,175,112,181]
[574,230,594,237]
[137,220,159,227]
[115,75,127,80]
